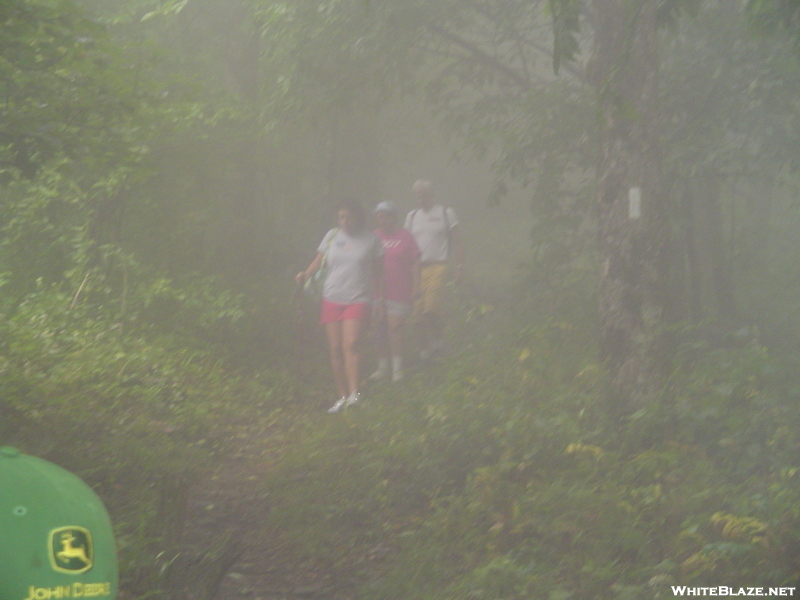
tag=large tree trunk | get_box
[589,0,668,412]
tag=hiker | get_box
[404,179,464,361]
[369,201,421,383]
[296,199,384,413]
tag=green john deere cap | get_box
[0,447,117,600]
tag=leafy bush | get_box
[252,301,800,599]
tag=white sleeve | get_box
[403,211,414,230]
[317,229,336,253]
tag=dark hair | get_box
[337,198,367,231]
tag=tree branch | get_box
[425,23,533,91]
[425,21,587,90]
[462,0,588,83]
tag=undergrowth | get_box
[0,279,297,597]
[255,298,800,600]
[3,280,800,599]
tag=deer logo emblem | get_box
[49,527,94,574]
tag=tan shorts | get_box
[412,262,449,320]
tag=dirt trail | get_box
[177,404,353,600]
[177,280,507,599]
[188,450,274,596]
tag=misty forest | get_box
[5,0,800,598]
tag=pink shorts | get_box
[320,299,370,324]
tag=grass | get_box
[4,286,800,599]
[244,297,800,599]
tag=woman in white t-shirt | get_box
[296,199,384,413]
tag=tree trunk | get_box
[589,0,668,412]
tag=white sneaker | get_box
[345,391,361,406]
[327,397,347,414]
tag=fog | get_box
[3,0,800,597]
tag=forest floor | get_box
[175,288,504,600]
[182,412,322,600]
[177,358,448,600]
[186,442,383,600]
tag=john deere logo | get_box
[49,527,93,574]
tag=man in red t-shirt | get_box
[370,201,421,382]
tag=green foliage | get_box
[545,0,703,75]
[747,0,800,41]
[0,281,271,426]
[656,0,703,27]
[5,0,800,597]
[0,0,181,183]
[249,300,800,599]
[0,266,297,595]
[0,0,108,177]
[547,0,581,75]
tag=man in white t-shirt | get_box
[404,179,464,360]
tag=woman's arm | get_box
[295,252,324,286]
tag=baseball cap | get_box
[0,447,118,600]
[373,200,398,214]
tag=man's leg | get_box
[387,313,408,380]
[418,263,448,359]
[369,313,390,380]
